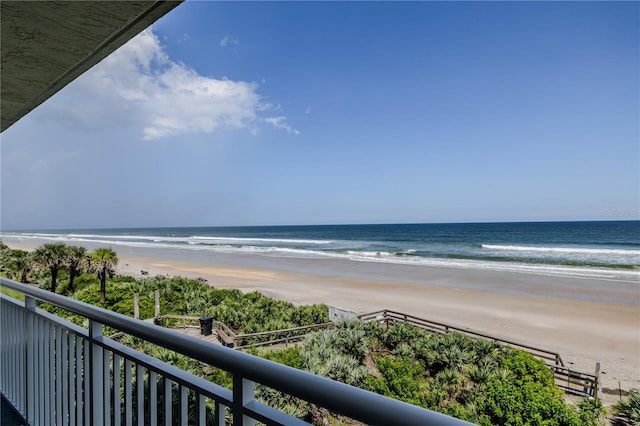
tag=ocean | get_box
[4,221,639,282]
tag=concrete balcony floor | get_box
[1,394,26,426]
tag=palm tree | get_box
[90,248,118,302]
[32,243,68,293]
[7,250,33,283]
[65,246,87,292]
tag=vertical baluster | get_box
[2,301,6,389]
[215,402,225,426]
[38,316,44,425]
[14,305,21,410]
[76,336,83,426]
[47,323,57,425]
[25,296,35,426]
[4,302,8,391]
[90,320,104,426]
[125,359,133,426]
[32,314,38,425]
[13,304,19,405]
[62,329,69,426]
[4,303,8,394]
[198,395,205,426]
[114,354,121,426]
[3,302,9,399]
[1,301,5,392]
[164,378,172,426]
[51,325,58,426]
[46,321,53,426]
[84,337,91,426]
[19,308,26,415]
[2,300,6,377]
[69,333,76,426]
[42,321,47,426]
[56,325,63,426]
[104,350,111,425]
[149,371,157,426]
[137,365,145,426]
[15,305,22,410]
[5,303,11,401]
[180,386,188,426]
[4,303,10,401]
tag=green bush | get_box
[366,355,427,407]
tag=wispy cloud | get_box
[305,106,312,114]
[220,35,239,48]
[36,29,295,140]
[264,116,300,135]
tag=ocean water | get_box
[4,221,639,281]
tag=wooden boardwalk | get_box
[169,326,222,345]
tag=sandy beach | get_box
[4,238,639,405]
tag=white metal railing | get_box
[0,278,472,426]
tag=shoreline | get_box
[3,237,639,404]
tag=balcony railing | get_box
[0,278,471,426]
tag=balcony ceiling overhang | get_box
[1,0,182,132]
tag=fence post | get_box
[155,290,160,317]
[133,294,139,320]
[592,362,600,398]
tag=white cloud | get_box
[264,116,300,135]
[41,28,294,140]
[220,35,239,48]
[305,106,312,114]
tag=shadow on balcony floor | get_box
[1,394,26,426]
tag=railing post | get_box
[90,320,105,426]
[233,375,256,426]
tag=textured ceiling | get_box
[1,1,182,132]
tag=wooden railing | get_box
[233,323,335,349]
[156,314,201,329]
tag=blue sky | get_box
[1,1,638,230]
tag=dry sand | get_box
[4,240,639,405]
